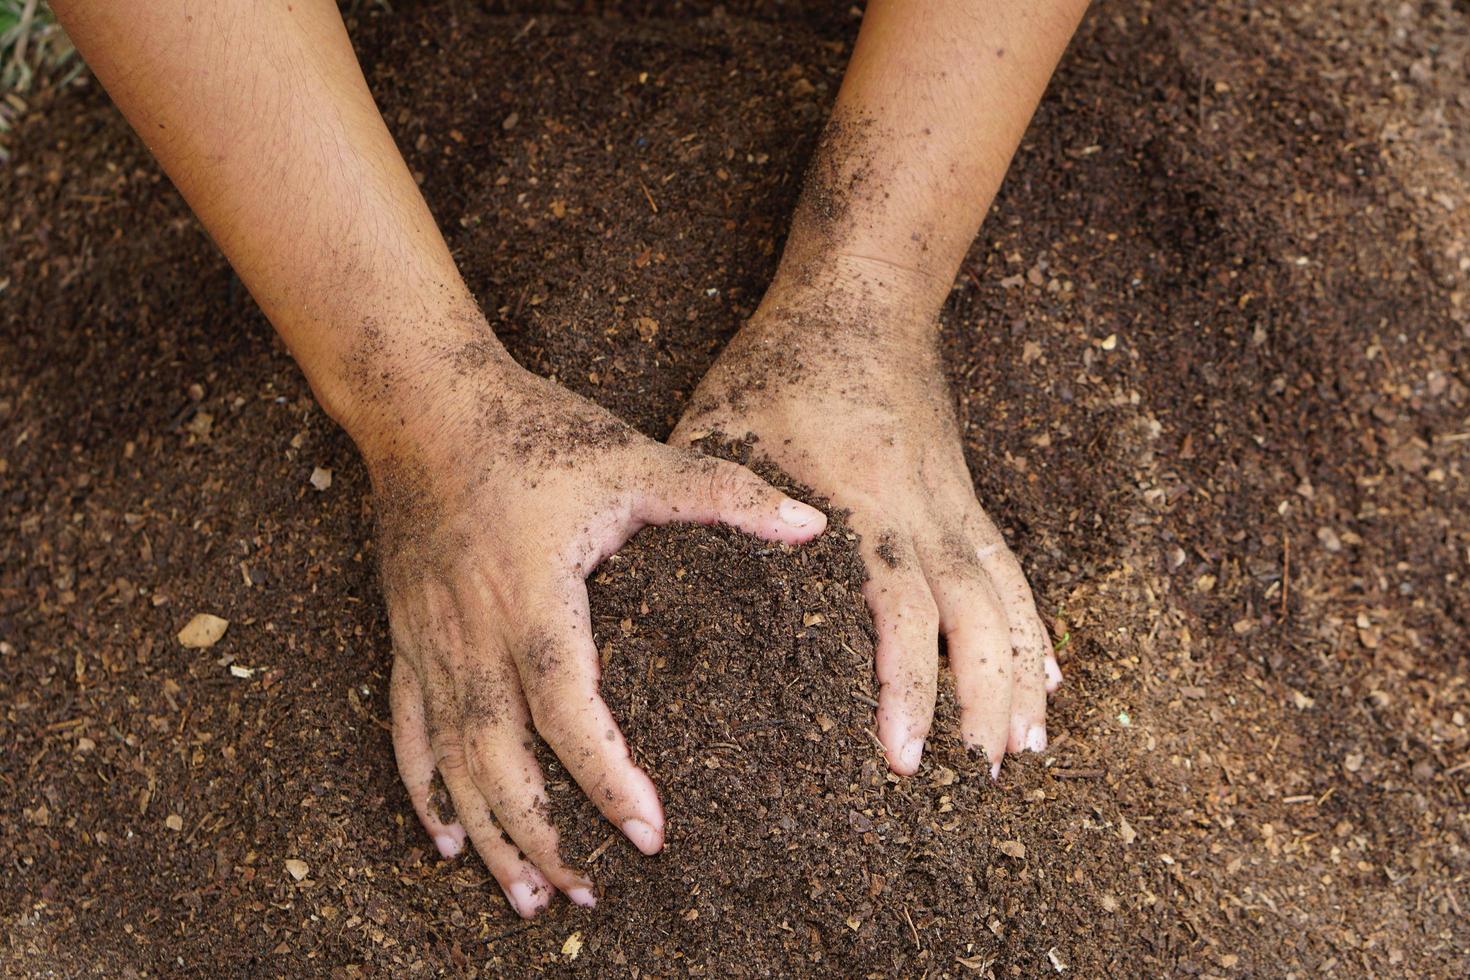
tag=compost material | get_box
[2,1,1467,975]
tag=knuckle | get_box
[431,733,469,775]
[984,547,1030,589]
[526,689,583,744]
[462,730,498,783]
[706,460,757,507]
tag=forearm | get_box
[51,0,484,441]
[771,0,1090,317]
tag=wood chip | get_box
[178,613,229,649]
[284,859,309,881]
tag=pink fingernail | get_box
[621,818,663,855]
[433,830,464,859]
[899,738,925,773]
[506,880,543,918]
[990,760,1002,782]
[778,498,822,530]
[567,886,597,908]
[1026,724,1048,753]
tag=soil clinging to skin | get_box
[2,1,1468,977]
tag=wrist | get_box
[756,252,943,346]
[301,307,514,463]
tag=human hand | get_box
[672,284,1060,780]
[362,336,827,917]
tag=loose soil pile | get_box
[2,1,1467,976]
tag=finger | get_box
[408,597,557,920]
[512,578,666,856]
[389,656,467,859]
[861,536,939,776]
[978,547,1052,752]
[637,450,827,545]
[456,657,597,906]
[431,720,557,919]
[931,570,1013,780]
[969,512,1061,698]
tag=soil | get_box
[3,0,1468,976]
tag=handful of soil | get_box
[533,443,1056,975]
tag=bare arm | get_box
[678,0,1089,777]
[52,0,470,437]
[775,0,1089,312]
[53,0,829,917]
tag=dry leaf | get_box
[997,840,1026,859]
[561,931,583,959]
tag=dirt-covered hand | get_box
[672,297,1060,780]
[364,340,827,917]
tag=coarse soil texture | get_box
[2,1,1468,976]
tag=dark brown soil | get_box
[3,1,1468,976]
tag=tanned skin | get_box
[51,0,1088,917]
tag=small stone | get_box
[1316,526,1342,552]
[1343,752,1364,773]
[501,111,520,130]
[178,613,229,649]
[309,467,332,491]
[284,859,309,881]
[165,814,184,831]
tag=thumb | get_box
[636,450,827,545]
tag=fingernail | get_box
[621,817,662,856]
[1044,656,1064,687]
[778,498,823,530]
[506,880,541,918]
[899,738,925,773]
[566,886,597,908]
[1026,724,1048,753]
[433,832,463,859]
[990,760,1002,782]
